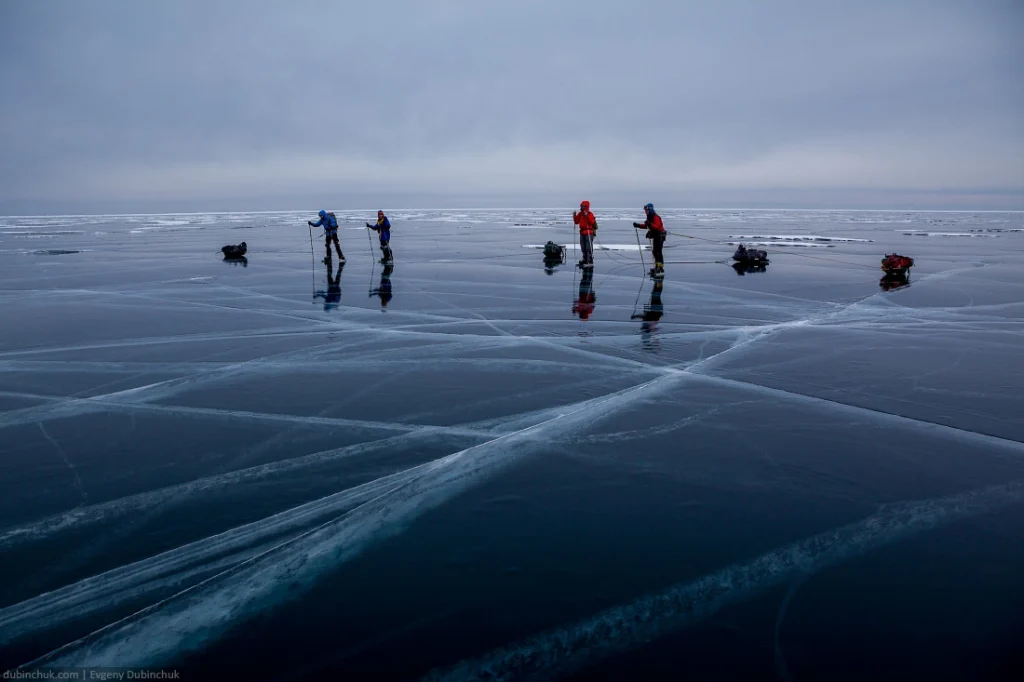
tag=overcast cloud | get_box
[1,0,1022,213]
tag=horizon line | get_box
[3,207,1024,219]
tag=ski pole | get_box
[366,223,375,263]
[308,221,315,297]
[633,224,647,271]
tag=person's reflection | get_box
[879,273,910,291]
[631,278,664,349]
[369,264,394,310]
[314,261,344,310]
[572,268,596,320]
[732,262,767,276]
[543,255,563,275]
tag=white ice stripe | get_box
[0,428,486,552]
[0,393,612,553]
[0,331,653,432]
[0,308,515,359]
[0,445,468,648]
[426,481,1024,682]
[0,357,625,375]
[38,423,88,505]
[0,326,324,359]
[685,373,1024,455]
[27,374,682,669]
[0,330,394,430]
[96,402,495,438]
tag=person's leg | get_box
[332,234,344,259]
[324,235,332,261]
[581,234,594,264]
[653,232,664,269]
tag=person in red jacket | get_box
[633,202,666,277]
[573,200,598,269]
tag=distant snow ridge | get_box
[726,241,833,248]
[523,244,648,252]
[728,235,874,243]
[902,231,996,238]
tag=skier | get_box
[366,210,393,264]
[633,203,665,277]
[573,200,598,269]
[309,210,345,264]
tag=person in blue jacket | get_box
[309,210,345,264]
[366,210,393,264]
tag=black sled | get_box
[541,241,566,273]
[732,243,769,265]
[221,241,247,260]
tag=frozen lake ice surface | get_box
[1,208,1023,680]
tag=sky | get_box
[1,0,1022,214]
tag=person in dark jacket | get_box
[309,210,345,264]
[366,210,393,264]
[633,203,666,277]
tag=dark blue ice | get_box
[1,209,1023,680]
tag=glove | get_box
[646,230,654,239]
[633,222,643,228]
[307,221,313,226]
[366,223,372,228]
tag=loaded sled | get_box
[733,243,769,265]
[880,253,914,277]
[542,241,566,269]
[221,242,247,260]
